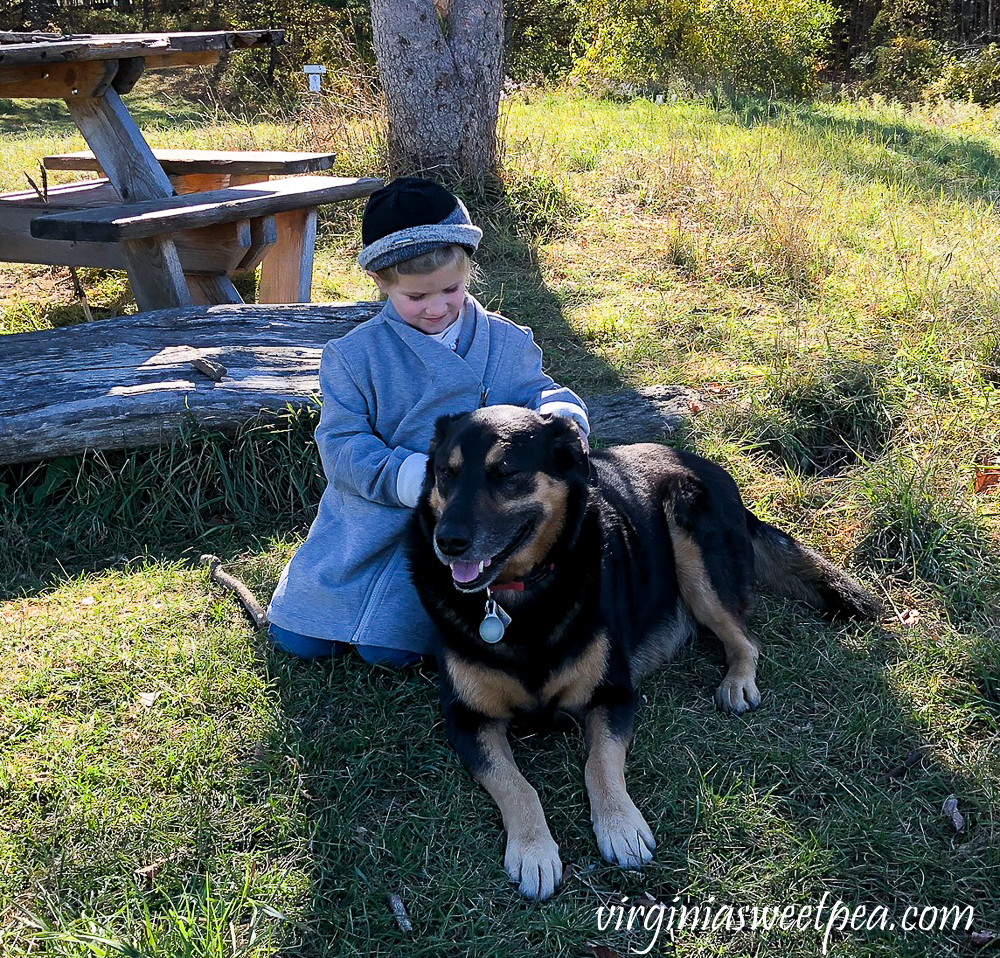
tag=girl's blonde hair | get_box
[372,244,476,287]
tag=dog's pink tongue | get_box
[450,561,481,584]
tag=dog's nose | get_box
[436,534,471,557]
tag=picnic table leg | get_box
[66,88,197,310]
[64,89,175,203]
[257,207,318,304]
[185,274,244,306]
[119,237,192,310]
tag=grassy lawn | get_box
[1,86,999,956]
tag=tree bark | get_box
[369,0,504,182]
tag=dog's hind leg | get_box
[585,700,656,869]
[666,511,761,715]
[468,720,563,900]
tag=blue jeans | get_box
[267,624,424,667]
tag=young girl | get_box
[267,178,589,665]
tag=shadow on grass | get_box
[243,584,999,955]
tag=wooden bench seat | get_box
[25,174,381,306]
[0,178,275,274]
[43,148,340,178]
[31,175,381,243]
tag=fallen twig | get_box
[879,744,932,783]
[387,893,413,934]
[200,554,268,630]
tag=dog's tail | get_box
[746,510,882,621]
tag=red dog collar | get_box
[488,564,555,594]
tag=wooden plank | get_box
[0,58,119,97]
[235,215,277,272]
[31,176,382,242]
[171,173,230,194]
[0,302,379,465]
[184,273,243,306]
[43,149,339,177]
[0,178,119,208]
[0,214,260,274]
[0,30,282,67]
[258,208,317,303]
[64,88,176,203]
[0,179,124,268]
[138,49,222,74]
[0,185,261,273]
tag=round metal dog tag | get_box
[479,597,510,644]
[479,613,506,644]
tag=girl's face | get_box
[369,260,468,335]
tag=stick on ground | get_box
[200,554,268,630]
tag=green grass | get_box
[2,88,999,956]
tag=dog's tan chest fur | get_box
[539,632,609,711]
[444,632,608,719]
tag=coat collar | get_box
[380,295,492,386]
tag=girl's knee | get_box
[268,625,344,660]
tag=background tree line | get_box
[4,0,1000,102]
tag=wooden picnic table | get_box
[0,30,381,310]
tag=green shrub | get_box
[574,0,835,97]
[934,44,1000,104]
[697,0,837,97]
[857,36,943,101]
[573,0,702,93]
[505,0,583,82]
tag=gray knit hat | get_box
[357,177,483,272]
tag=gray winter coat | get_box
[267,295,588,653]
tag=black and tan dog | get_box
[408,405,881,900]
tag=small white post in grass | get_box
[303,64,327,93]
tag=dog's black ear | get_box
[542,414,590,479]
[427,412,467,459]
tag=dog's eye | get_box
[437,465,459,482]
[488,465,519,482]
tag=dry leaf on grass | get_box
[973,468,1000,495]
[585,945,626,958]
[898,608,921,627]
[138,691,161,709]
[961,929,999,948]
[133,861,163,884]
[942,794,966,833]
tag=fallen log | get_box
[0,303,699,465]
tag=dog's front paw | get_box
[505,831,562,900]
[593,803,656,870]
[715,672,761,715]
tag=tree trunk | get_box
[369,0,504,183]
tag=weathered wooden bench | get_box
[21,175,381,308]
[0,302,699,466]
[41,149,346,301]
[43,148,340,181]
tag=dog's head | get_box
[417,405,590,593]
